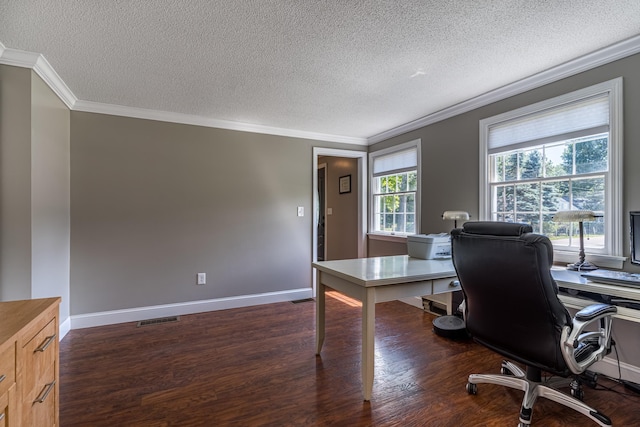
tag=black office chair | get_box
[450,221,616,426]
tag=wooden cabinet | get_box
[0,298,60,427]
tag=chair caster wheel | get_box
[570,387,584,401]
[466,382,477,395]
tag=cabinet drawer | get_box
[22,319,57,394]
[24,362,56,427]
[0,343,15,398]
[432,277,460,294]
[0,389,7,427]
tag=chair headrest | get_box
[460,221,533,237]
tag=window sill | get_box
[553,250,626,270]
[367,233,409,243]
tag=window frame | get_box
[368,139,421,239]
[479,78,624,268]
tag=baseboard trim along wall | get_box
[592,356,640,385]
[67,290,640,386]
[69,288,313,330]
[59,317,71,340]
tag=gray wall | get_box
[0,65,32,301]
[368,238,407,257]
[0,65,71,322]
[371,52,640,369]
[70,112,360,314]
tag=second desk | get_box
[312,255,458,401]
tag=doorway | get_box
[317,163,326,261]
[312,147,367,294]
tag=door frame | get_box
[317,162,327,261]
[312,147,368,294]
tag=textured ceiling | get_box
[1,1,640,143]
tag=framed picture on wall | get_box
[339,175,351,194]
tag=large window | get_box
[480,78,624,267]
[370,140,420,236]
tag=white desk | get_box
[552,268,640,323]
[312,255,458,401]
[312,256,640,401]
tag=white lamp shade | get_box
[442,211,470,221]
[552,210,599,222]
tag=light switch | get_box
[327,208,333,215]
[297,206,304,217]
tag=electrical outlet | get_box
[297,206,304,217]
[197,273,206,285]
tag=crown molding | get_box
[0,46,77,109]
[3,34,640,147]
[367,34,640,144]
[73,100,367,145]
[0,41,366,145]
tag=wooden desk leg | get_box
[316,270,325,355]
[362,288,375,401]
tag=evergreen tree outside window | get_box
[479,79,623,266]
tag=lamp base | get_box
[566,260,599,271]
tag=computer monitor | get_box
[631,211,640,265]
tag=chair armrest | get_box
[575,303,617,322]
[560,303,617,374]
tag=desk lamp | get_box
[552,210,602,271]
[432,210,470,340]
[442,211,470,229]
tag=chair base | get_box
[467,361,611,426]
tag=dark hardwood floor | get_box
[60,292,640,426]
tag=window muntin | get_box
[490,134,607,251]
[480,78,623,263]
[373,171,417,234]
[369,140,420,236]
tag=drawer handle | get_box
[450,280,460,288]
[0,374,5,383]
[34,334,57,353]
[33,380,56,404]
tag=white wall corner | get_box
[0,45,77,109]
[33,54,77,109]
[59,316,71,340]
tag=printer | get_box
[407,233,451,259]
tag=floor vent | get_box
[137,316,180,327]
[291,298,315,304]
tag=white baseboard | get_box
[59,316,71,340]
[591,356,640,384]
[398,296,423,309]
[69,288,313,330]
[66,289,640,385]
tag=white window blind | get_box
[488,93,610,154]
[372,147,417,177]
